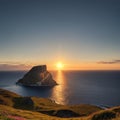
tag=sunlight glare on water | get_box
[51,71,69,105]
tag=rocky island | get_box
[16,65,57,86]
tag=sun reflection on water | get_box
[51,70,68,105]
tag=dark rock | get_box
[54,109,80,118]
[0,99,7,105]
[13,97,34,110]
[91,111,116,120]
[41,109,80,118]
[16,65,57,86]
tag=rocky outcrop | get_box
[41,109,80,118]
[16,65,57,86]
[13,97,34,110]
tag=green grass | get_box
[0,88,120,120]
[0,104,120,120]
[0,104,89,120]
[0,89,20,106]
[0,88,102,117]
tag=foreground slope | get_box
[0,88,120,120]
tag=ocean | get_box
[0,70,120,107]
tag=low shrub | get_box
[91,111,116,120]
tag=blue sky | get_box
[0,0,120,70]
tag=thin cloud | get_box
[97,60,120,64]
[0,63,31,71]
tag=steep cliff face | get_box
[16,65,57,86]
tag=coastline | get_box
[0,88,120,120]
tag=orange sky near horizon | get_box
[0,59,120,71]
[48,62,120,70]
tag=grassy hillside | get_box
[0,104,120,120]
[0,88,120,120]
[0,89,20,106]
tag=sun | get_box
[56,62,64,70]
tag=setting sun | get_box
[56,62,64,70]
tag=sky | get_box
[0,0,120,70]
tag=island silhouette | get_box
[16,65,57,87]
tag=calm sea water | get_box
[0,70,120,107]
